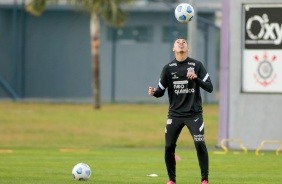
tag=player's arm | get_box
[194,77,213,93]
[187,63,213,93]
[148,66,168,98]
[153,80,166,97]
[196,62,213,93]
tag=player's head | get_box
[173,38,189,53]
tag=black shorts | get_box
[165,114,205,146]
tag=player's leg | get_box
[165,119,184,183]
[185,115,209,182]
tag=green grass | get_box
[0,148,281,184]
[0,102,218,148]
[0,102,281,184]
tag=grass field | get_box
[0,102,218,148]
[0,102,281,184]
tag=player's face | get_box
[173,39,189,53]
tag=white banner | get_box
[243,50,282,92]
[242,5,282,93]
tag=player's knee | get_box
[193,140,208,153]
[194,140,205,148]
[165,144,176,152]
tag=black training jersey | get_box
[154,57,213,119]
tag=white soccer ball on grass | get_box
[72,163,91,181]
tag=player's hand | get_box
[148,86,156,96]
[187,72,198,80]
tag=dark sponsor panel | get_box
[244,5,282,49]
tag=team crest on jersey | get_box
[187,67,195,74]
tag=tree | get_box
[25,0,131,109]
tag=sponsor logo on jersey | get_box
[174,88,195,95]
[173,80,194,95]
[188,62,195,66]
[171,72,179,79]
[169,63,177,66]
[173,80,188,84]
[171,73,178,79]
[193,134,205,142]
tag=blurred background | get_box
[0,0,221,104]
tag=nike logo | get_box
[194,118,199,122]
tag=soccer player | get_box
[148,38,213,184]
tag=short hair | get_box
[175,37,187,41]
[174,38,188,45]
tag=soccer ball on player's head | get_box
[175,3,194,23]
[72,163,91,181]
